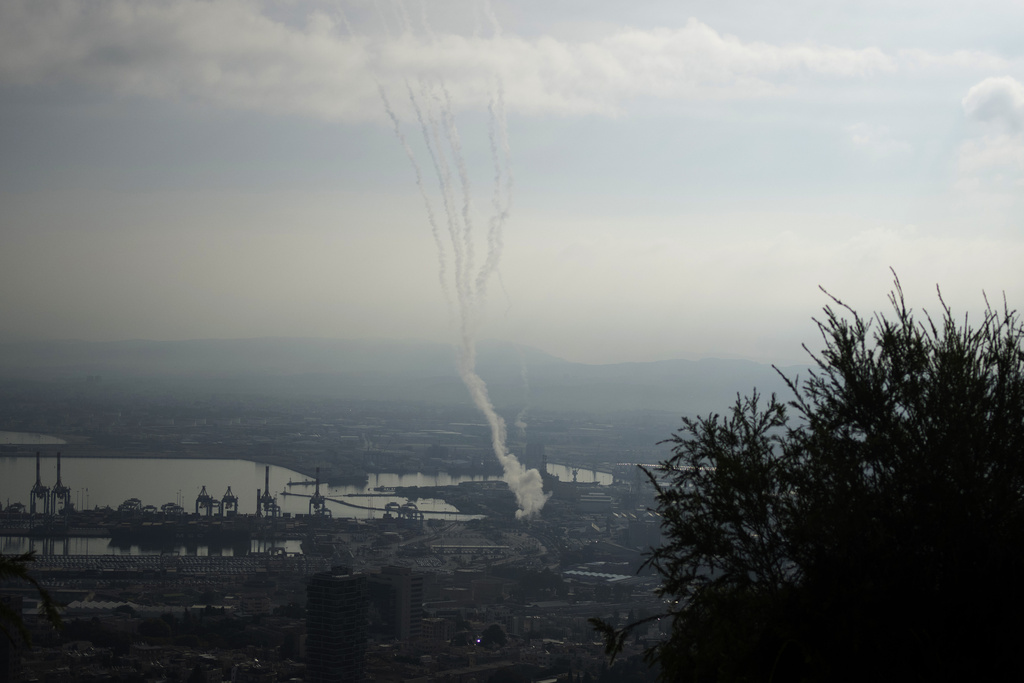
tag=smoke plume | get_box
[375,6,549,519]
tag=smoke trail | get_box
[378,83,451,308]
[456,349,547,518]
[417,0,436,43]
[439,84,477,306]
[483,0,503,39]
[476,79,511,299]
[333,3,355,37]
[374,4,549,519]
[372,0,394,39]
[439,85,547,518]
[514,409,529,443]
[411,79,470,318]
[392,0,413,36]
[471,1,482,40]
[514,344,530,442]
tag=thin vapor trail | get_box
[410,79,469,316]
[483,0,503,38]
[372,0,394,39]
[477,79,511,299]
[514,344,530,442]
[378,83,450,307]
[439,84,477,299]
[471,1,482,40]
[417,0,436,43]
[333,3,355,37]
[392,0,413,36]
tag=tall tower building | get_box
[368,566,424,641]
[306,567,368,683]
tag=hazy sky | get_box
[2,1,1023,365]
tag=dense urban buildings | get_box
[1,383,674,681]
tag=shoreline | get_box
[0,447,506,488]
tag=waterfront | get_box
[0,455,503,519]
[1,455,609,516]
[546,463,614,486]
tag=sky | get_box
[2,0,1023,366]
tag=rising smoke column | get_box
[376,8,549,519]
[513,343,530,442]
[455,337,548,518]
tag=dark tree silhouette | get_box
[481,623,508,649]
[594,277,1024,681]
[0,551,62,646]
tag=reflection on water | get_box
[0,534,303,557]
[0,456,308,516]
[545,463,613,485]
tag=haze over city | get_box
[2,0,1023,365]
[5,5,1024,681]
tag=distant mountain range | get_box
[0,338,810,416]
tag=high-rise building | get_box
[368,566,424,641]
[306,567,368,683]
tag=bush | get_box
[595,279,1024,681]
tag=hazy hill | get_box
[0,338,807,416]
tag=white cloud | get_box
[955,77,1024,202]
[962,76,1024,130]
[898,49,1010,73]
[0,0,993,121]
[0,0,380,119]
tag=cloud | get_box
[0,0,382,119]
[0,0,940,121]
[898,49,1010,73]
[956,77,1024,198]
[962,76,1024,131]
